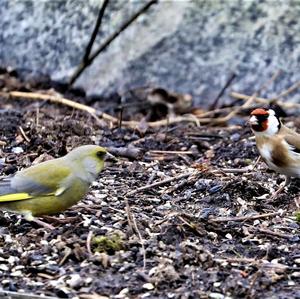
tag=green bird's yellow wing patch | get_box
[0,190,56,203]
[0,159,72,203]
[0,192,34,202]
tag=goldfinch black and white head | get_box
[249,108,281,136]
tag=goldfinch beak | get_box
[249,115,258,125]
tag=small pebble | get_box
[209,293,224,299]
[143,283,155,290]
[66,274,82,288]
[209,185,222,194]
[225,233,233,240]
[291,272,300,278]
[230,133,240,142]
[213,281,221,287]
[11,147,24,154]
[0,264,9,271]
[293,258,300,265]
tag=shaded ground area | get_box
[0,71,300,299]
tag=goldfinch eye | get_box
[97,151,106,159]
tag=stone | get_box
[1,0,300,106]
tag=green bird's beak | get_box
[104,152,118,163]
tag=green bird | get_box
[0,145,112,228]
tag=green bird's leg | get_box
[24,211,55,230]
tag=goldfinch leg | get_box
[269,176,291,200]
[24,212,55,230]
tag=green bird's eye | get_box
[97,151,106,159]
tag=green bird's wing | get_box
[0,159,72,202]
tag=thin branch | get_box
[258,69,282,94]
[69,0,158,84]
[59,247,72,266]
[83,0,109,63]
[124,197,146,270]
[6,91,117,123]
[86,230,93,256]
[276,80,300,99]
[251,156,261,171]
[210,211,284,223]
[209,72,236,110]
[18,126,31,143]
[209,69,282,125]
[230,92,300,109]
[2,90,212,129]
[211,167,253,174]
[149,150,194,155]
[254,227,293,240]
[126,172,195,196]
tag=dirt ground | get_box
[0,70,300,299]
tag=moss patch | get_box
[92,233,124,255]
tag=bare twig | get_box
[276,80,300,99]
[18,126,30,143]
[258,69,282,94]
[149,150,195,155]
[215,257,299,271]
[7,91,117,123]
[3,91,209,129]
[126,172,195,196]
[177,215,205,236]
[230,92,300,109]
[82,0,109,63]
[254,227,294,239]
[209,72,236,110]
[107,146,142,160]
[86,230,93,256]
[210,211,284,223]
[69,0,158,84]
[118,106,124,128]
[212,167,253,174]
[124,197,134,231]
[131,207,146,270]
[124,197,146,270]
[216,257,258,264]
[252,156,261,171]
[247,269,262,299]
[59,247,72,266]
[210,70,282,125]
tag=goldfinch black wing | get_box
[284,134,300,155]
[0,160,72,202]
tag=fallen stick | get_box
[254,227,294,240]
[7,91,117,123]
[231,92,300,109]
[209,69,282,125]
[107,146,142,160]
[149,150,195,155]
[86,230,93,256]
[4,91,210,128]
[124,196,146,270]
[210,211,284,223]
[126,172,195,196]
[212,167,253,174]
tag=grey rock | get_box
[1,0,300,106]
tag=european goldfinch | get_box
[0,145,112,228]
[249,108,300,199]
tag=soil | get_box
[0,71,299,299]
